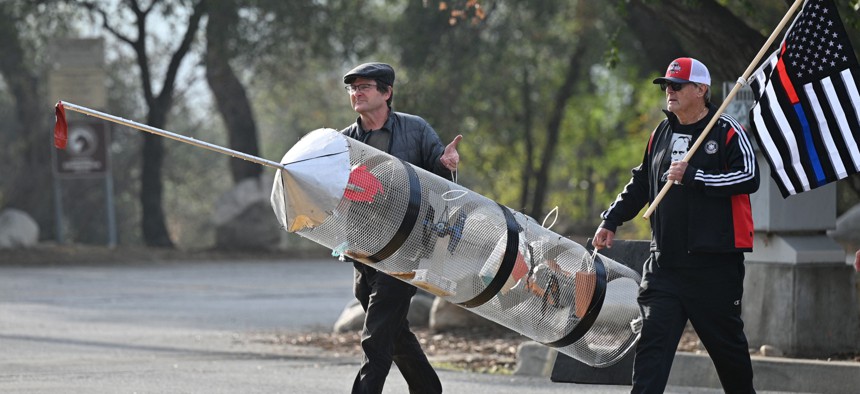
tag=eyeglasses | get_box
[660,81,694,92]
[345,84,378,94]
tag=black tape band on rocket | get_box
[366,160,422,263]
[541,255,607,348]
[459,203,519,308]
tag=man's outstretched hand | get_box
[441,134,463,171]
[592,228,615,250]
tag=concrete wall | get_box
[743,258,860,357]
[746,153,860,357]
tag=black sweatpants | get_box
[631,257,755,394]
[352,263,442,394]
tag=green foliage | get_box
[372,0,659,238]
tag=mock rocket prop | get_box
[53,102,642,368]
[271,128,642,367]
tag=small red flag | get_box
[54,101,67,149]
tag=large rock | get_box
[212,175,281,250]
[0,209,39,249]
[407,291,435,327]
[429,297,501,331]
[514,341,558,377]
[333,299,364,333]
[332,290,436,333]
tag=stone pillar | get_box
[744,151,860,357]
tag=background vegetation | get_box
[1,0,859,250]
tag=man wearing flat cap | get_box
[341,62,461,394]
[593,57,759,393]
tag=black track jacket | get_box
[599,104,760,265]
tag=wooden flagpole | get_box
[643,0,805,219]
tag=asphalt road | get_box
[0,258,746,393]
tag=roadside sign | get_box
[54,120,109,177]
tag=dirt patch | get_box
[263,327,528,374]
[261,326,711,374]
[268,324,859,374]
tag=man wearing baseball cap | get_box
[593,57,759,393]
[340,62,461,394]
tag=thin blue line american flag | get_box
[749,0,860,197]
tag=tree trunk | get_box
[140,132,172,246]
[529,42,587,219]
[0,4,53,239]
[129,0,206,247]
[205,0,261,183]
[627,0,765,82]
[518,65,535,211]
[619,1,685,76]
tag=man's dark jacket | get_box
[599,104,760,259]
[341,111,451,178]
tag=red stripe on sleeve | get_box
[731,194,754,249]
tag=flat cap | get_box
[343,62,395,86]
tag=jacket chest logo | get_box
[704,140,719,154]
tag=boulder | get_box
[332,290,436,333]
[429,297,500,331]
[513,341,558,377]
[333,299,364,333]
[407,291,434,328]
[0,209,39,249]
[212,175,281,250]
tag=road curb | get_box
[670,352,860,393]
[517,342,860,393]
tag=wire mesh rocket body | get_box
[270,128,642,367]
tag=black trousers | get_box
[631,257,755,394]
[352,263,442,394]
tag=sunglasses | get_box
[660,81,695,92]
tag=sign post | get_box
[49,37,116,247]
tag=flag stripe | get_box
[801,84,836,182]
[791,102,825,185]
[765,72,812,191]
[777,44,800,104]
[752,93,799,195]
[838,69,860,171]
[822,75,858,172]
[817,78,848,178]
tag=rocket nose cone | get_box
[270,129,351,232]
